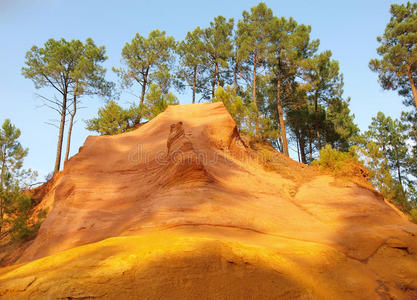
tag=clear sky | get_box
[0,0,410,179]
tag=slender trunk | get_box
[276,57,289,157]
[0,201,2,233]
[211,68,216,98]
[278,137,283,153]
[309,137,313,163]
[252,49,257,107]
[192,65,197,104]
[0,198,2,233]
[54,93,67,174]
[0,157,4,233]
[0,156,5,190]
[233,60,238,94]
[397,161,403,188]
[406,63,417,110]
[314,97,321,151]
[65,92,77,162]
[140,66,150,106]
[299,133,307,164]
[215,63,220,88]
[296,136,300,162]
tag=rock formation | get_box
[0,102,416,299]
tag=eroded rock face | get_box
[0,102,416,299]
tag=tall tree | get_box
[114,29,176,108]
[324,97,359,151]
[365,112,409,191]
[303,51,343,151]
[369,2,417,110]
[177,27,207,103]
[238,2,273,108]
[203,16,234,98]
[0,120,30,233]
[233,19,251,94]
[64,44,113,162]
[401,110,417,179]
[286,101,314,163]
[267,17,318,156]
[356,112,415,211]
[22,38,110,173]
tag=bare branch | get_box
[44,121,60,129]
[42,74,64,96]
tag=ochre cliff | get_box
[0,102,416,299]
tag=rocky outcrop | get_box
[0,102,416,299]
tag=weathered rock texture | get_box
[0,102,416,299]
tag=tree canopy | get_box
[113,30,176,109]
[369,2,417,109]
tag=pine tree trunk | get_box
[397,161,403,188]
[299,133,307,164]
[0,157,4,233]
[140,66,150,106]
[65,94,77,162]
[406,63,417,110]
[54,93,67,174]
[233,61,238,94]
[211,69,216,98]
[252,49,257,107]
[309,137,313,163]
[0,201,2,233]
[315,97,321,151]
[278,137,283,153]
[277,73,289,156]
[296,137,300,162]
[192,65,197,104]
[0,200,3,233]
[215,63,220,88]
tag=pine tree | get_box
[231,26,251,94]
[85,100,131,135]
[0,119,34,234]
[324,97,359,151]
[177,27,207,103]
[401,110,417,179]
[114,30,176,109]
[370,2,417,109]
[302,51,343,152]
[357,112,414,211]
[202,16,234,98]
[22,38,111,173]
[366,112,409,190]
[266,17,318,156]
[237,2,273,108]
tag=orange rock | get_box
[0,103,416,299]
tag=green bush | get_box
[86,84,179,135]
[312,145,368,178]
[212,86,278,141]
[9,193,46,241]
[410,208,417,222]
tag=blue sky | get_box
[0,0,410,178]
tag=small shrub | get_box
[212,86,278,141]
[9,194,46,241]
[410,208,417,222]
[312,145,369,178]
